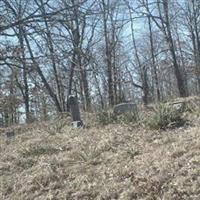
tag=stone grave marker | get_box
[168,101,186,112]
[68,95,83,128]
[6,131,15,138]
[0,117,3,127]
[5,130,15,144]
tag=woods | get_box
[0,0,200,125]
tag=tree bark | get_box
[102,0,114,106]
[23,30,63,112]
[147,12,160,101]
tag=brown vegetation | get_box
[1,100,200,200]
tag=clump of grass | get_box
[15,158,36,169]
[186,100,200,116]
[116,113,139,124]
[21,145,60,157]
[68,145,103,166]
[96,111,139,125]
[0,177,14,196]
[96,111,117,125]
[126,148,140,159]
[46,118,68,135]
[145,103,185,130]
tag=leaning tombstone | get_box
[5,130,15,144]
[6,131,15,138]
[168,101,186,112]
[0,117,3,127]
[68,95,83,128]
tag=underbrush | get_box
[1,99,200,200]
[21,145,61,157]
[96,103,186,130]
[96,111,139,126]
[144,103,186,130]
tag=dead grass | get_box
[1,107,200,199]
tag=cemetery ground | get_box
[1,97,200,200]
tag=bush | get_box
[96,111,116,125]
[116,112,139,124]
[15,158,35,169]
[46,118,68,135]
[21,145,60,157]
[96,111,139,125]
[145,103,185,130]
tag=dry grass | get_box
[1,104,200,199]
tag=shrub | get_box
[96,111,139,125]
[15,158,35,169]
[46,118,68,135]
[145,103,185,130]
[116,112,139,124]
[96,111,116,125]
[21,145,60,157]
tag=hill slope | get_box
[1,114,200,200]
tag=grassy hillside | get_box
[1,99,200,200]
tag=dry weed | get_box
[0,112,200,200]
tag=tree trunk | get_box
[147,13,160,101]
[39,0,63,105]
[18,26,31,123]
[23,29,62,112]
[145,0,188,97]
[102,0,114,106]
[158,0,188,97]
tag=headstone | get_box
[6,131,15,138]
[68,95,83,128]
[0,117,3,127]
[5,131,15,144]
[113,103,137,115]
[168,101,186,112]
